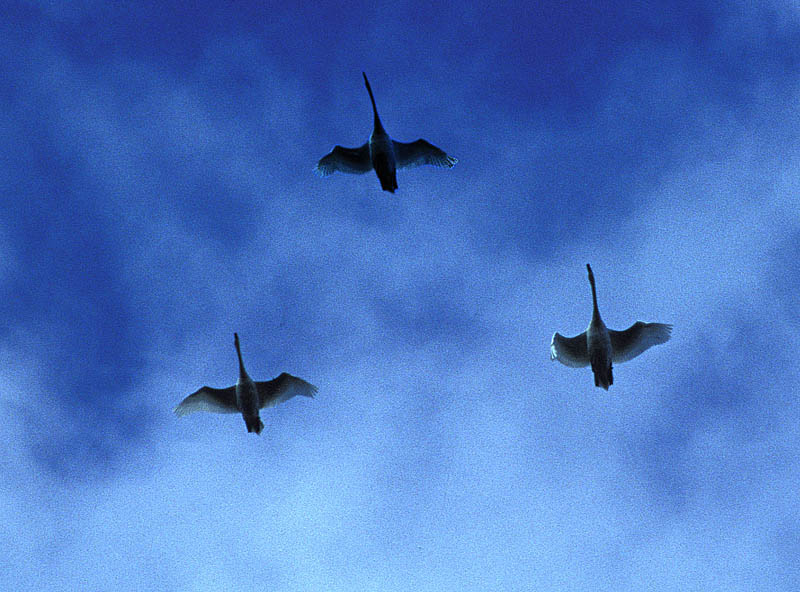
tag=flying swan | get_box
[315,72,457,192]
[550,264,672,389]
[174,333,317,434]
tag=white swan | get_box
[174,333,317,434]
[550,264,672,389]
[315,72,457,192]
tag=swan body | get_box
[174,333,317,434]
[550,264,672,389]
[315,72,457,192]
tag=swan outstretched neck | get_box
[174,334,317,434]
[315,72,457,192]
[234,332,246,376]
[587,263,600,322]
[550,265,672,389]
[362,72,383,131]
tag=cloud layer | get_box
[1,2,798,590]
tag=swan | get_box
[550,264,672,389]
[174,333,317,434]
[315,72,457,192]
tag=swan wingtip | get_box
[548,335,558,361]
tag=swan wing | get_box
[257,373,318,409]
[550,331,590,367]
[315,144,371,176]
[393,139,457,169]
[609,322,672,364]
[174,386,238,416]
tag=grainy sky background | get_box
[1,1,799,590]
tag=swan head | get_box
[234,332,240,348]
[586,263,595,285]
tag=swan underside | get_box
[551,265,672,389]
[551,322,671,388]
[315,140,456,189]
[176,372,317,434]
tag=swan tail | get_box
[377,169,398,192]
[593,369,612,390]
[244,415,264,434]
[373,153,397,192]
[591,355,613,390]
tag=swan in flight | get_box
[315,72,457,192]
[174,333,317,434]
[550,264,672,389]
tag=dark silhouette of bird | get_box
[315,72,457,192]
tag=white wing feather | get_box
[315,144,371,176]
[550,331,590,368]
[609,322,672,364]
[393,139,457,169]
[257,373,318,409]
[174,386,238,416]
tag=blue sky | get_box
[2,1,799,590]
